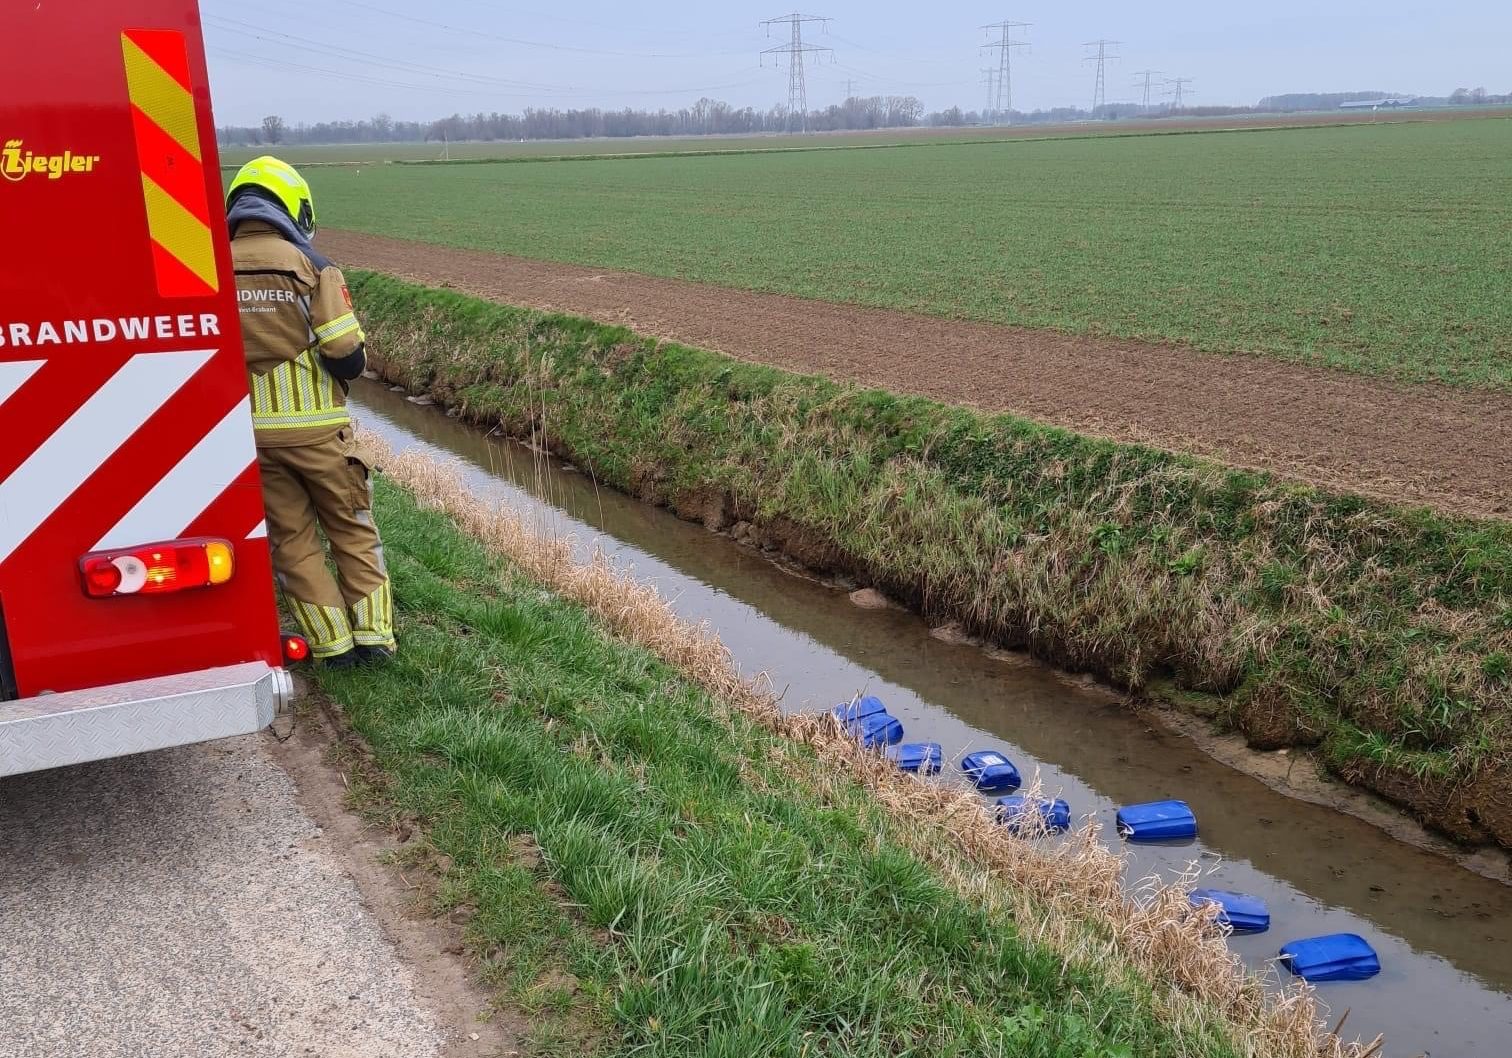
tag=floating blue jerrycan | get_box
[995,795,1072,834]
[960,750,1022,793]
[833,695,888,724]
[1278,934,1380,982]
[889,742,943,774]
[847,711,904,748]
[1190,889,1270,933]
[1116,799,1197,842]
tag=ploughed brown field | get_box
[325,229,1511,520]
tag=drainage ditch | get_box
[353,380,1512,1058]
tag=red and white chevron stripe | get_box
[0,349,261,567]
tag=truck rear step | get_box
[0,662,292,777]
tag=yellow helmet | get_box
[227,155,317,237]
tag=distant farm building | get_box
[1339,97,1417,110]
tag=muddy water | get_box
[352,381,1512,1058]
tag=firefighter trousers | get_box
[257,429,395,658]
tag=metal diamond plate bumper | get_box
[0,662,293,777]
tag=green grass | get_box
[350,272,1512,845]
[313,116,1512,388]
[316,473,1246,1058]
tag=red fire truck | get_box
[0,2,297,776]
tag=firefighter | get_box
[226,156,395,668]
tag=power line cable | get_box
[445,0,754,44]
[825,32,960,65]
[326,0,743,59]
[208,47,529,98]
[209,44,768,103]
[829,61,974,91]
[205,15,569,91]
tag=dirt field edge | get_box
[323,229,1511,522]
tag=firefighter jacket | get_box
[229,201,366,448]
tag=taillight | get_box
[282,633,310,664]
[79,538,236,598]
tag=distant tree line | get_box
[925,102,1266,125]
[1259,88,1511,110]
[219,95,927,147]
[1259,91,1397,110]
[219,86,1512,148]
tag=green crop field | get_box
[217,127,1022,165]
[309,116,1511,389]
[222,123,1154,166]
[218,136,780,164]
[214,108,1499,166]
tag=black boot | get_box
[355,645,395,666]
[324,649,361,670]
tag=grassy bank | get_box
[315,448,1354,1057]
[320,117,1512,388]
[349,272,1512,850]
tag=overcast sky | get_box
[202,0,1511,126]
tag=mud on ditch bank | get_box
[347,271,1512,853]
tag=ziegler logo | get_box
[1,139,102,183]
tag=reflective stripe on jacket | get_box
[230,218,366,447]
[247,349,351,433]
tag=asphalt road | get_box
[0,735,460,1058]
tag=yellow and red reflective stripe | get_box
[120,29,218,297]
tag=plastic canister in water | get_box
[889,742,943,774]
[960,750,1022,793]
[1190,888,1270,933]
[1278,933,1380,982]
[833,695,888,723]
[1116,800,1197,842]
[848,712,904,748]
[995,795,1072,834]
